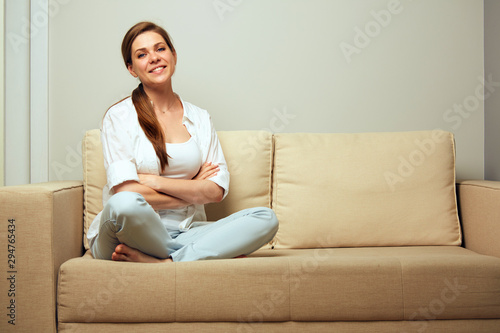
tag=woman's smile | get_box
[150,66,166,73]
[127,31,177,87]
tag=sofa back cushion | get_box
[82,130,106,250]
[204,131,273,220]
[82,130,273,250]
[270,130,461,249]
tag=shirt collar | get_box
[179,96,195,125]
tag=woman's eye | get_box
[138,53,146,59]
[158,47,166,52]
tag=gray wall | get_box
[485,0,500,181]
[3,0,487,184]
[0,0,4,186]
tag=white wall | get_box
[485,0,500,181]
[45,0,484,181]
[4,0,31,186]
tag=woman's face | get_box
[127,31,177,88]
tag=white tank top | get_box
[161,136,202,179]
[159,136,203,231]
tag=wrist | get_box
[152,175,168,191]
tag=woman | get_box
[86,22,278,263]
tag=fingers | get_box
[195,162,220,180]
[137,173,156,183]
[201,162,218,170]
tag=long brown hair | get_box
[121,22,176,171]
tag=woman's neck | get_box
[143,81,179,114]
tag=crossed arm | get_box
[113,162,223,210]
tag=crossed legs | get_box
[90,192,278,263]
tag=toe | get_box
[114,244,124,253]
[115,244,131,254]
[112,252,128,261]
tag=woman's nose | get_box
[150,53,160,62]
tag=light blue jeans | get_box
[90,192,279,262]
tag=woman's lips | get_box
[150,66,166,73]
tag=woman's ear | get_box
[127,63,138,78]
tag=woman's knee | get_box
[252,207,279,233]
[105,191,151,222]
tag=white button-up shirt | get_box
[86,96,230,243]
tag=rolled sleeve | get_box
[209,167,230,200]
[106,160,139,191]
[101,104,140,194]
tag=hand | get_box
[138,174,160,191]
[193,162,220,180]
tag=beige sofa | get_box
[1,129,499,332]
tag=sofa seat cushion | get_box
[57,247,500,324]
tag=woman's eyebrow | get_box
[134,42,167,53]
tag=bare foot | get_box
[112,244,173,263]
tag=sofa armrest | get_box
[0,181,83,333]
[456,180,500,258]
